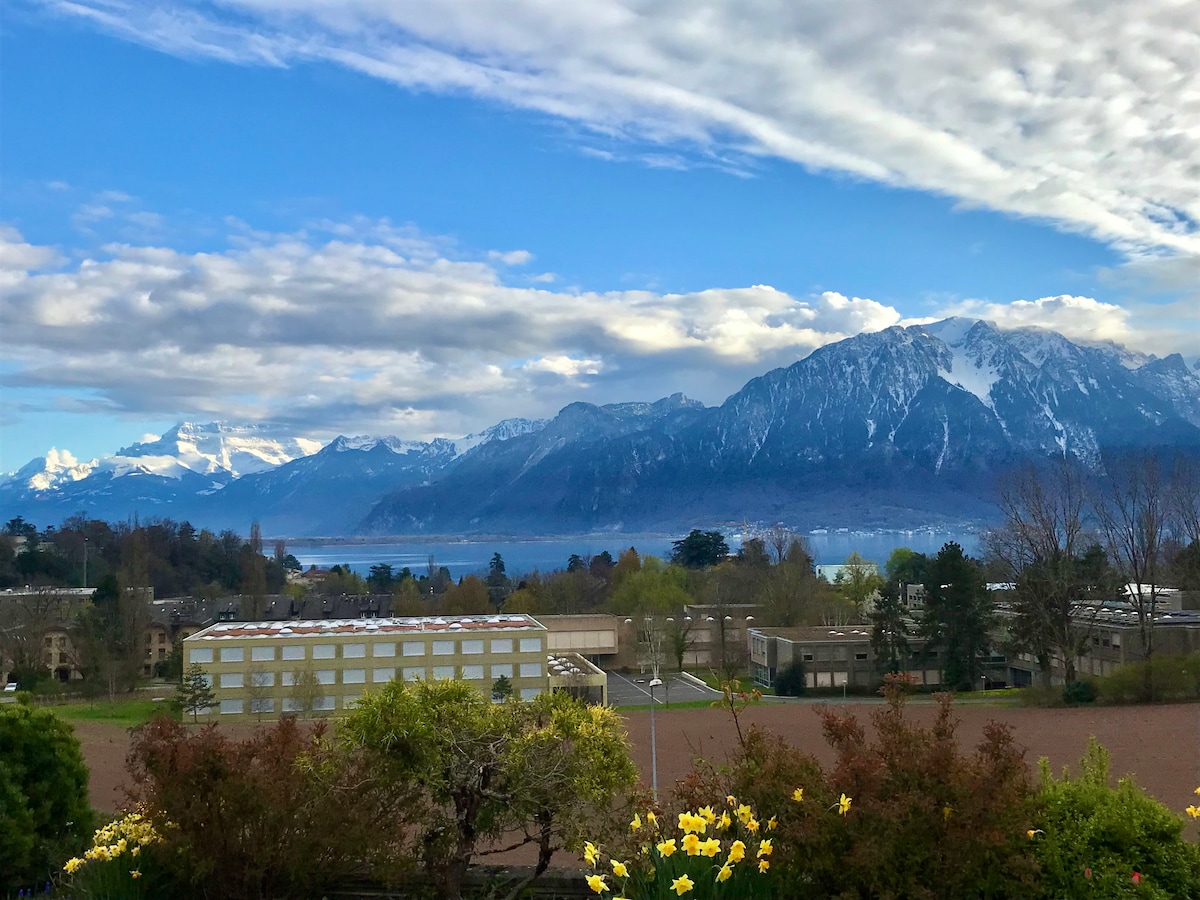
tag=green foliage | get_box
[125,716,407,900]
[1029,740,1200,898]
[670,530,730,569]
[175,663,216,722]
[342,680,636,900]
[920,542,994,691]
[0,699,94,891]
[1096,652,1200,704]
[773,662,807,697]
[1061,679,1098,705]
[491,674,514,701]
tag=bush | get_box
[125,716,410,899]
[773,662,807,697]
[1062,679,1098,705]
[1029,739,1200,898]
[0,696,94,892]
[1097,652,1200,704]
[668,677,1039,900]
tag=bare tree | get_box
[1092,453,1171,696]
[985,460,1108,686]
[246,666,275,721]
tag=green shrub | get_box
[1029,739,1200,899]
[773,662,807,697]
[1097,652,1200,704]
[1062,679,1098,705]
[0,696,94,892]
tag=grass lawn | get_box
[48,698,175,728]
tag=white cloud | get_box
[488,249,534,266]
[0,220,903,439]
[44,0,1200,259]
[935,295,1134,344]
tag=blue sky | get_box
[3,1,1199,473]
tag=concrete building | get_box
[183,613,606,720]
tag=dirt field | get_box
[77,699,1200,820]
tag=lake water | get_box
[289,531,979,580]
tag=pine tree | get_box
[177,663,217,722]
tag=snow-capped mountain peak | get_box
[10,448,98,491]
[117,422,322,478]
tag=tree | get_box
[833,551,884,619]
[485,553,511,607]
[1093,452,1171,695]
[0,696,95,891]
[176,663,216,722]
[869,583,910,675]
[74,571,148,701]
[368,563,395,594]
[985,460,1105,686]
[246,667,274,722]
[491,674,514,701]
[288,665,322,719]
[773,661,807,696]
[670,530,730,569]
[920,542,993,690]
[341,681,635,900]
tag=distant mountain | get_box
[360,320,1200,534]
[4,321,1198,536]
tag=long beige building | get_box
[183,613,606,720]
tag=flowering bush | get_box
[60,812,165,899]
[580,796,793,898]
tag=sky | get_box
[3,0,1200,473]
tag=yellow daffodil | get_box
[943,805,952,820]
[63,858,84,874]
[718,812,732,830]
[767,815,777,830]
[682,833,701,856]
[759,859,770,873]
[746,818,760,833]
[757,839,772,858]
[678,811,706,834]
[586,873,608,894]
[657,838,677,858]
[611,859,629,878]
[1194,787,1200,796]
[630,813,642,832]
[736,804,752,824]
[1187,806,1200,819]
[792,787,804,802]
[726,795,737,806]
[701,838,721,857]
[671,874,695,895]
[584,842,600,866]
[698,805,717,823]
[838,793,852,816]
[130,871,142,880]
[1027,829,1043,839]
[646,812,658,826]
[728,840,746,863]
[716,864,733,883]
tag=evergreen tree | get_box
[919,542,993,691]
[177,663,217,722]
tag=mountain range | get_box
[4,319,1199,536]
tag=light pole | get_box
[648,676,663,798]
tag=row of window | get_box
[189,637,544,665]
[212,662,543,689]
[206,686,547,716]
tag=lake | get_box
[289,531,980,579]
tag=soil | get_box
[74,699,1200,859]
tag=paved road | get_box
[605,670,723,707]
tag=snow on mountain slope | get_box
[451,418,548,457]
[7,449,98,491]
[116,422,321,478]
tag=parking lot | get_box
[605,670,723,707]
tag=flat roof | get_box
[749,626,874,643]
[185,614,546,642]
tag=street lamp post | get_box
[648,676,663,798]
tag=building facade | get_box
[182,613,590,721]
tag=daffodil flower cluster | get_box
[581,795,781,898]
[62,811,166,897]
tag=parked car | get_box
[2,682,18,693]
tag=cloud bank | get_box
[44,0,1200,258]
[2,220,1191,445]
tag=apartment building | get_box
[183,613,564,720]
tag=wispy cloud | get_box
[39,0,1200,260]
